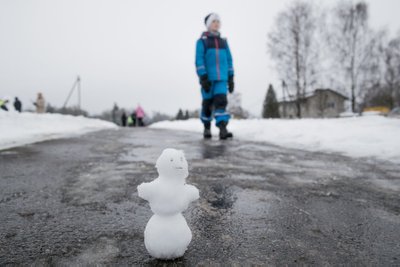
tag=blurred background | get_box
[1,0,400,122]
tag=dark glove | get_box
[228,76,234,93]
[200,75,212,93]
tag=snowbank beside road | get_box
[0,112,117,150]
[151,117,400,163]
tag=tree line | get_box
[267,0,400,117]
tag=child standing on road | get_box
[195,13,235,140]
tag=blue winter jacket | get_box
[195,32,234,81]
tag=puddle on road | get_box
[119,142,205,164]
[200,141,229,159]
[119,144,159,164]
[207,183,235,210]
[119,129,239,164]
[185,185,279,262]
[0,150,18,156]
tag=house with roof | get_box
[279,89,348,118]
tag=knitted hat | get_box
[204,13,220,29]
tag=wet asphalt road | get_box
[0,128,400,266]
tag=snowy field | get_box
[0,112,117,150]
[151,116,400,163]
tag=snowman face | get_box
[156,149,189,179]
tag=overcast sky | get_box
[1,0,399,116]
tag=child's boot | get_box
[203,122,212,139]
[218,121,233,140]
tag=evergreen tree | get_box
[176,109,184,120]
[184,110,190,120]
[262,84,280,118]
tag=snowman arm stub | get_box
[137,182,153,201]
[184,184,200,203]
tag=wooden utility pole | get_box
[77,76,81,109]
[63,76,81,109]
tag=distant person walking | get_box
[13,97,22,113]
[129,111,136,127]
[112,103,119,124]
[34,93,46,113]
[0,98,9,111]
[195,13,234,139]
[136,105,145,127]
[121,110,127,127]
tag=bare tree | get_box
[361,31,400,110]
[328,1,382,112]
[268,1,320,118]
[384,33,400,108]
[227,92,248,119]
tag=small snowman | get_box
[137,148,199,259]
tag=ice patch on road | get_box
[370,178,400,192]
[0,112,117,150]
[77,237,119,263]
[63,162,138,206]
[151,117,400,163]
[232,173,265,181]
[60,237,119,265]
[234,188,278,216]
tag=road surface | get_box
[1,128,399,265]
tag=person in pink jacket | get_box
[136,105,145,127]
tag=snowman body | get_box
[137,149,199,259]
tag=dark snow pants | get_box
[200,81,230,126]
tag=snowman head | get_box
[156,148,189,180]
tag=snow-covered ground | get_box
[151,116,400,163]
[0,112,117,150]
